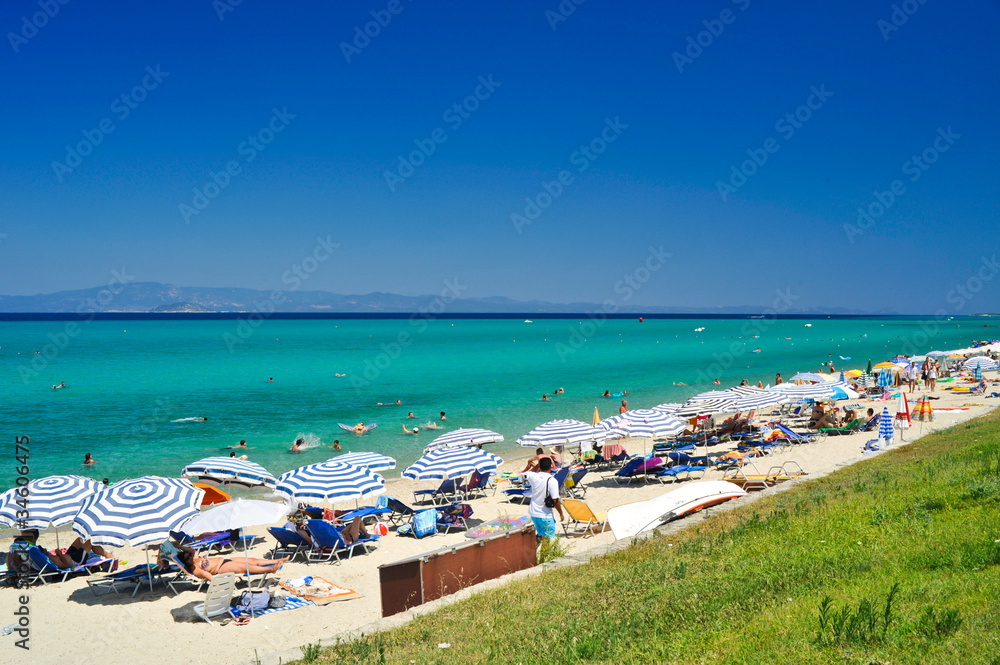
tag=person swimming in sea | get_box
[602,390,611,397]
[327,439,342,451]
[402,424,419,435]
[290,437,306,453]
[83,453,95,466]
[228,439,248,450]
[540,394,549,401]
[377,399,402,406]
[406,412,415,419]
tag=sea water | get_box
[1,315,993,490]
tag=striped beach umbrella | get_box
[975,366,983,381]
[422,428,504,454]
[913,396,934,423]
[877,368,892,388]
[515,419,610,448]
[599,409,685,439]
[275,461,385,504]
[673,398,736,417]
[895,392,911,430]
[733,391,788,412]
[650,403,684,414]
[790,372,826,382]
[402,447,504,481]
[770,383,835,399]
[963,356,998,371]
[857,372,873,388]
[181,456,277,489]
[72,476,205,548]
[878,407,894,445]
[0,475,103,531]
[330,451,397,472]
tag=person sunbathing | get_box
[812,412,840,430]
[178,551,289,581]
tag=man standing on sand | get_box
[517,456,564,541]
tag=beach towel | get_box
[280,577,363,606]
[230,593,312,618]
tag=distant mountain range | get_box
[0,282,894,315]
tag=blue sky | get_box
[1,0,998,313]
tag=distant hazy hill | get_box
[0,282,891,315]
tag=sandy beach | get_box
[4,350,998,665]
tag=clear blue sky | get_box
[1,0,998,313]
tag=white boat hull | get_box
[607,480,747,540]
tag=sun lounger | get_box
[382,496,418,527]
[413,478,462,506]
[305,519,380,562]
[773,423,817,444]
[656,464,707,484]
[193,573,238,624]
[816,418,862,437]
[459,470,491,500]
[564,467,589,498]
[267,526,310,561]
[436,503,473,533]
[397,508,438,538]
[87,562,175,598]
[561,498,608,537]
[165,553,275,595]
[26,546,115,585]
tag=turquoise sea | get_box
[1,315,993,491]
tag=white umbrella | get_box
[181,499,290,617]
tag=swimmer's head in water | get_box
[412,427,419,433]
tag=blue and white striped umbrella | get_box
[515,419,610,448]
[877,369,892,387]
[599,409,686,439]
[423,428,504,454]
[181,456,277,489]
[402,447,504,481]
[673,398,736,417]
[790,372,826,382]
[650,403,684,414]
[0,475,103,530]
[975,366,983,381]
[770,383,836,399]
[329,451,397,472]
[964,356,998,371]
[734,391,789,412]
[275,461,385,504]
[878,406,894,444]
[72,476,205,548]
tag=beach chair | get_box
[413,478,462,506]
[436,503,473,533]
[26,546,114,585]
[614,456,663,485]
[564,467,589,498]
[267,526,309,562]
[192,573,238,625]
[382,496,418,527]
[459,470,491,500]
[397,508,439,538]
[305,519,380,562]
[604,456,645,484]
[773,423,817,444]
[166,554,208,595]
[561,499,608,537]
[817,418,862,437]
[87,562,173,598]
[656,464,707,484]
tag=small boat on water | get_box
[607,480,747,540]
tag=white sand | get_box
[4,369,997,665]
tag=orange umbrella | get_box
[193,483,230,506]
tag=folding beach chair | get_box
[656,464,707,484]
[87,562,174,598]
[382,496,418,527]
[305,519,380,562]
[459,470,491,500]
[396,508,438,538]
[436,503,474,533]
[192,573,238,625]
[561,499,608,537]
[564,467,589,498]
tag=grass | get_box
[290,410,1000,664]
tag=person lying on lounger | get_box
[177,551,289,582]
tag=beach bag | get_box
[238,590,271,612]
[543,477,556,509]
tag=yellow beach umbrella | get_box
[872,361,902,370]
[845,369,863,378]
[592,406,600,426]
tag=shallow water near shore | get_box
[1,315,992,489]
